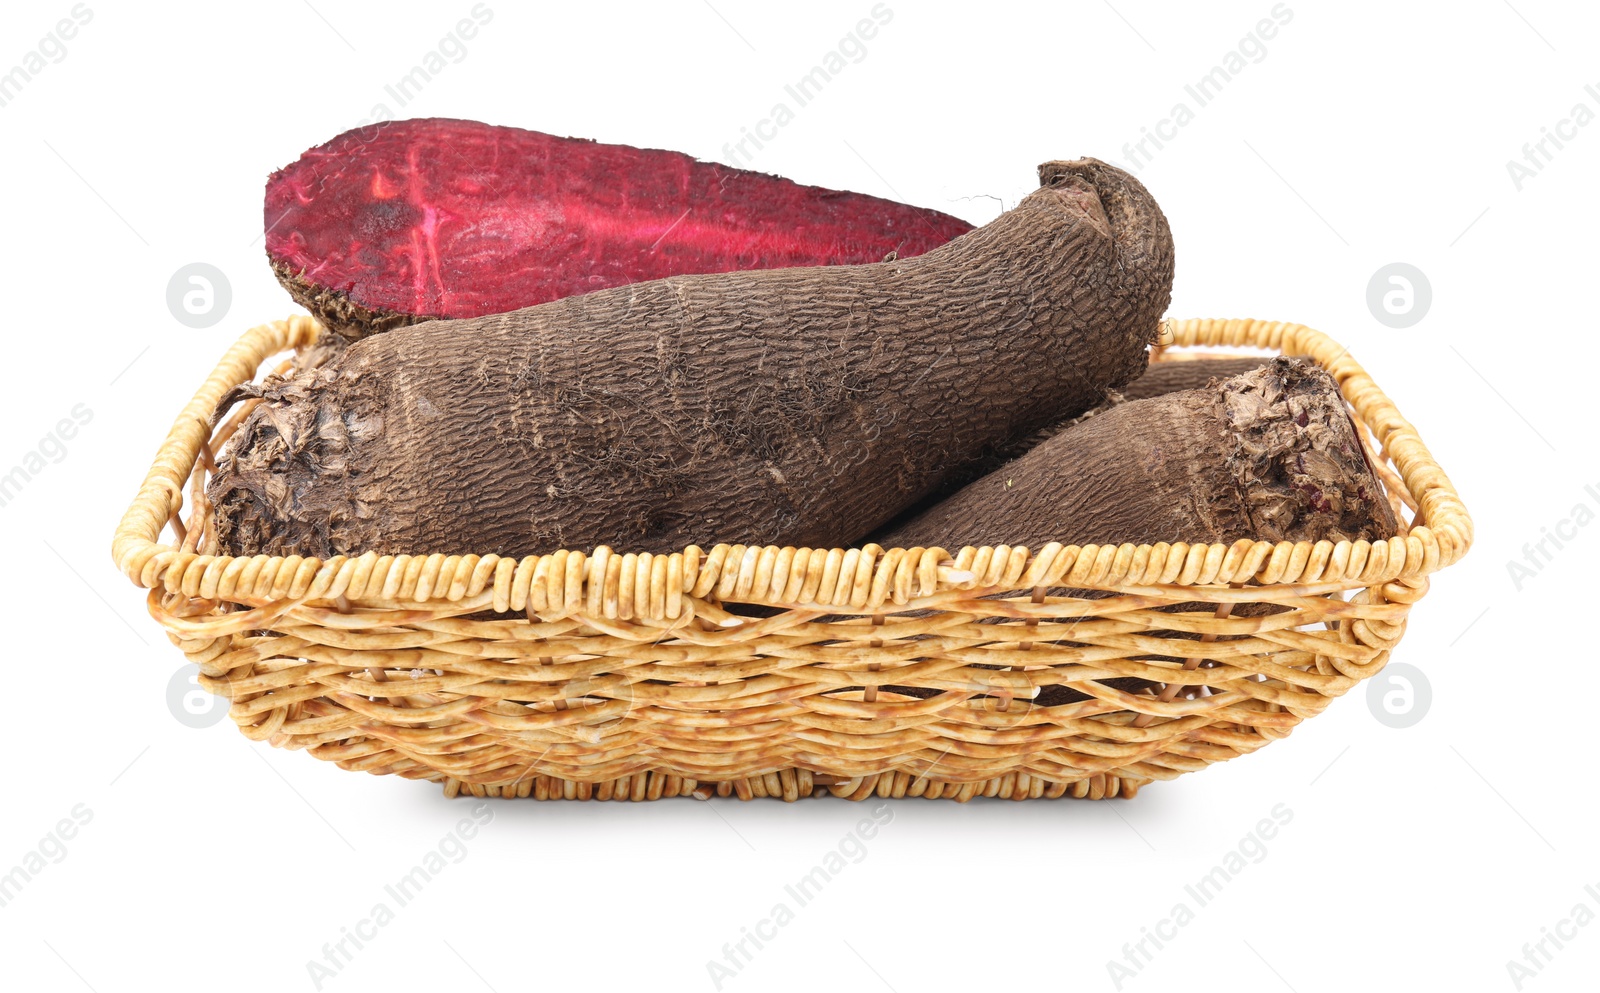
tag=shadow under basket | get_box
[112,317,1471,802]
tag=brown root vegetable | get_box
[990,353,1277,471]
[875,357,1397,551]
[211,158,1175,558]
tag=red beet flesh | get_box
[265,118,974,331]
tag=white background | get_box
[1,1,1594,991]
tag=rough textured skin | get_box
[212,158,1175,558]
[1118,355,1272,401]
[876,358,1398,550]
[272,263,419,340]
[972,354,1277,479]
[266,118,975,340]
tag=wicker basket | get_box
[112,317,1470,802]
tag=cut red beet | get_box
[265,118,975,339]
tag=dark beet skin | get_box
[214,158,1175,559]
[978,354,1278,475]
[266,118,975,339]
[1119,355,1272,401]
[876,358,1398,551]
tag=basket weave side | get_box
[112,317,1469,800]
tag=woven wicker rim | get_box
[111,317,1471,617]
